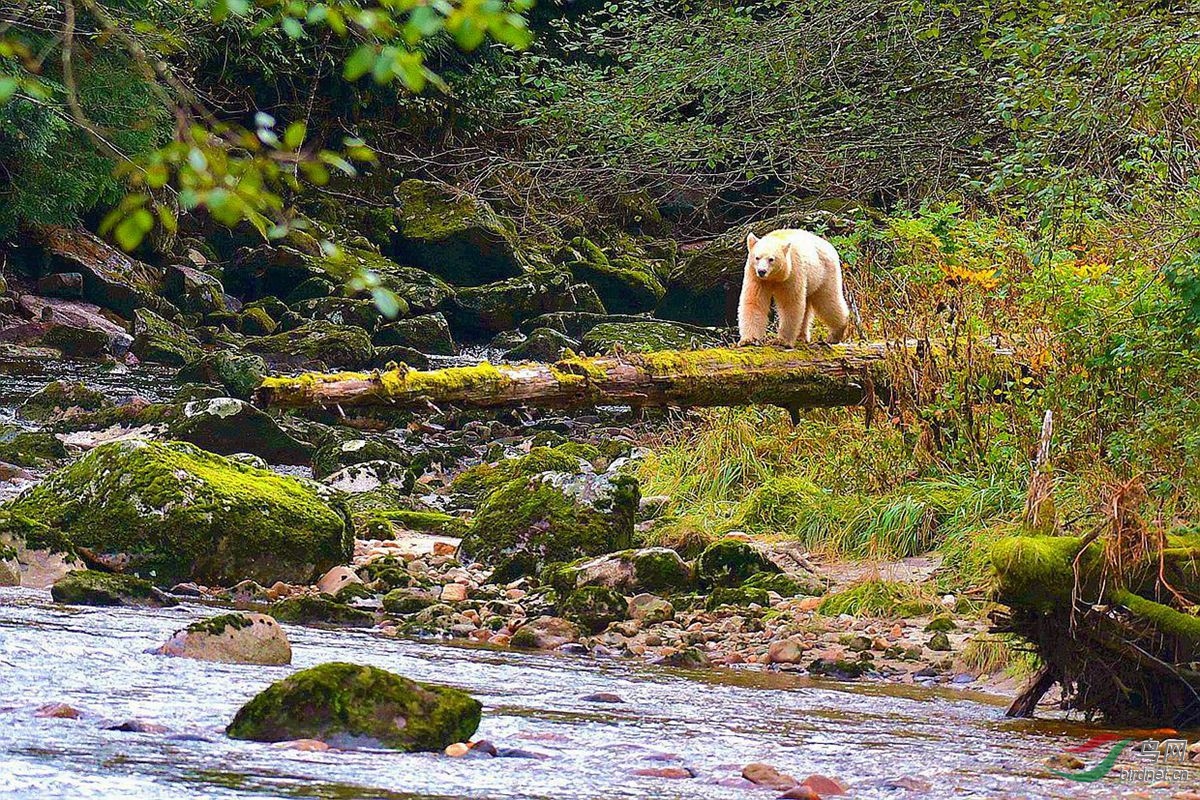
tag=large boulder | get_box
[374,312,455,355]
[50,569,176,607]
[0,439,352,586]
[503,327,578,362]
[131,308,203,366]
[291,297,392,334]
[16,380,111,423]
[226,662,481,751]
[17,296,133,354]
[696,539,781,589]
[389,179,525,286]
[0,426,67,468]
[581,320,723,354]
[562,237,665,314]
[177,351,267,400]
[167,398,312,465]
[459,471,639,583]
[561,585,628,634]
[151,613,291,664]
[245,320,373,369]
[164,263,228,315]
[544,547,694,595]
[449,272,604,338]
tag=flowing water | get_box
[1,588,1192,800]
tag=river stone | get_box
[168,398,312,466]
[177,352,268,400]
[449,272,604,337]
[245,320,373,369]
[374,312,455,355]
[510,616,581,650]
[503,327,578,362]
[312,437,413,480]
[323,460,413,493]
[0,426,68,468]
[50,569,177,607]
[545,547,693,595]
[0,440,352,586]
[581,320,722,354]
[152,613,291,665]
[17,381,111,423]
[37,272,84,298]
[130,308,202,366]
[458,471,639,583]
[628,593,674,625]
[226,662,482,751]
[696,539,782,589]
[271,595,376,627]
[164,263,227,315]
[561,236,665,314]
[561,585,628,634]
[0,553,20,586]
[315,566,362,596]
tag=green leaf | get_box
[0,77,17,103]
[283,121,307,150]
[372,287,403,319]
[344,45,377,81]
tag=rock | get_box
[246,320,373,369]
[37,272,84,298]
[705,586,771,609]
[927,631,951,651]
[35,702,81,719]
[504,327,579,362]
[316,566,362,596]
[924,615,957,632]
[801,774,848,796]
[151,613,291,665]
[374,313,455,355]
[561,237,665,314]
[272,595,375,626]
[39,323,112,358]
[632,767,695,779]
[16,381,110,423]
[510,616,580,650]
[130,308,202,366]
[696,539,781,588]
[581,692,623,703]
[0,427,67,468]
[106,719,169,734]
[27,224,171,318]
[743,571,824,597]
[50,569,177,607]
[544,547,693,595]
[766,637,808,665]
[0,440,352,586]
[273,738,331,751]
[451,444,598,501]
[628,593,674,625]
[164,264,227,314]
[177,352,267,400]
[238,305,278,336]
[17,296,133,354]
[312,437,413,481]
[562,585,628,634]
[226,662,482,751]
[458,471,639,583]
[371,345,430,370]
[382,588,438,615]
[652,647,710,669]
[168,398,312,465]
[440,583,468,603]
[742,763,798,791]
[449,272,605,337]
[291,297,389,334]
[391,179,525,286]
[0,553,20,586]
[444,742,470,757]
[582,320,722,354]
[777,787,820,800]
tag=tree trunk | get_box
[256,340,1014,414]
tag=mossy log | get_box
[256,340,1013,413]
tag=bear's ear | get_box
[746,232,758,251]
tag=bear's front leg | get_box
[737,269,770,346]
[772,290,806,348]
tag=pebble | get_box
[742,762,797,790]
[470,739,499,756]
[445,742,470,757]
[441,583,468,603]
[581,692,623,704]
[107,720,168,733]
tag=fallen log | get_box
[255,340,1014,413]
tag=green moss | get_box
[238,306,278,336]
[374,510,467,538]
[696,539,780,589]
[247,321,374,369]
[582,321,719,355]
[272,595,375,627]
[563,237,665,314]
[50,569,174,607]
[131,308,203,366]
[1112,589,1200,646]
[925,615,958,632]
[817,580,936,617]
[17,381,110,423]
[561,586,628,633]
[381,588,437,615]
[225,662,481,751]
[452,445,593,500]
[991,535,1089,612]
[705,585,771,610]
[178,352,268,400]
[0,428,67,467]
[742,572,819,597]
[335,582,375,603]
[187,613,255,636]
[0,440,352,586]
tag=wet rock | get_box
[705,586,771,610]
[766,637,808,665]
[470,739,499,756]
[37,272,84,298]
[382,587,438,615]
[628,593,674,625]
[164,263,227,315]
[39,322,112,358]
[315,566,362,596]
[581,692,623,704]
[449,272,604,337]
[696,539,781,589]
[510,616,580,650]
[458,471,638,583]
[0,553,20,586]
[924,615,957,632]
[808,658,867,680]
[561,236,665,314]
[272,738,331,751]
[312,436,412,480]
[927,631,951,651]
[633,767,695,779]
[17,381,111,423]
[450,444,598,502]
[801,774,849,796]
[0,440,352,586]
[17,296,133,354]
[168,398,312,465]
[777,787,820,800]
[50,569,177,607]
[652,647,710,669]
[440,583,468,603]
[246,320,373,369]
[177,352,268,400]
[35,703,81,719]
[237,305,278,336]
[151,613,291,665]
[107,719,169,734]
[444,742,470,757]
[504,327,578,362]
[562,585,628,634]
[544,547,693,596]
[130,308,202,366]
[327,462,414,497]
[742,762,797,791]
[292,297,389,334]
[582,320,722,354]
[374,313,455,355]
[226,661,481,752]
[272,595,375,627]
[371,345,430,370]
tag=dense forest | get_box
[2,0,1200,795]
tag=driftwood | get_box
[255,339,1015,414]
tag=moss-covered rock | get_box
[449,271,604,337]
[164,263,227,315]
[503,327,579,362]
[153,612,291,664]
[237,306,278,336]
[50,569,176,607]
[705,585,771,610]
[451,444,598,501]
[544,547,693,595]
[246,320,373,369]
[17,381,111,423]
[292,297,392,333]
[562,237,665,314]
[459,472,639,583]
[312,436,413,480]
[167,398,312,466]
[696,540,781,589]
[226,662,481,751]
[131,308,203,366]
[177,352,268,400]
[742,571,824,598]
[285,275,336,305]
[0,427,67,467]
[561,585,628,634]
[381,587,438,615]
[581,320,722,354]
[38,323,112,358]
[373,313,455,355]
[371,510,467,538]
[0,440,352,586]
[390,179,525,286]
[271,595,376,626]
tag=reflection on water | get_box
[0,588,1187,799]
[0,358,178,426]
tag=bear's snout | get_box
[755,267,769,278]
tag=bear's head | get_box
[746,232,791,281]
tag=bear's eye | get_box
[767,257,774,263]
